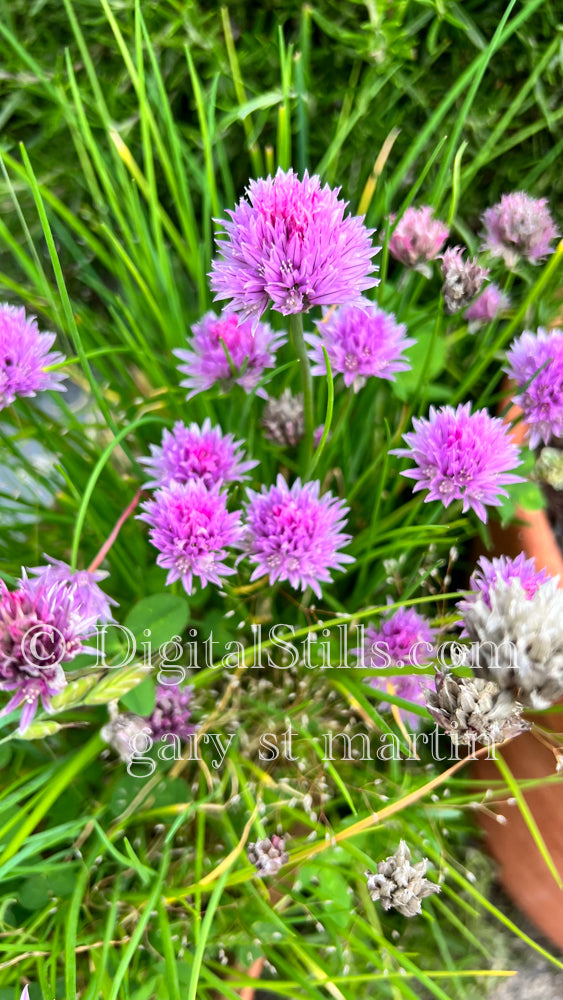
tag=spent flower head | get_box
[365,841,440,918]
[243,475,354,598]
[141,418,257,490]
[210,168,379,317]
[248,834,289,876]
[462,577,563,709]
[174,310,286,399]
[101,712,151,763]
[505,327,563,448]
[388,205,449,275]
[0,304,67,410]
[425,670,529,746]
[482,191,558,267]
[138,480,244,595]
[393,402,523,523]
[261,389,305,448]
[305,301,414,392]
[440,247,489,314]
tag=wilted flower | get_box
[388,205,449,276]
[248,834,289,876]
[393,403,523,523]
[141,418,258,490]
[425,670,529,745]
[243,475,354,598]
[305,302,414,393]
[440,247,489,314]
[0,304,67,410]
[465,283,510,330]
[148,683,195,743]
[174,310,286,399]
[210,168,379,317]
[365,841,440,917]
[505,327,563,448]
[101,711,151,763]
[482,191,558,267]
[28,556,116,625]
[462,578,563,709]
[261,389,305,447]
[0,573,99,732]
[138,480,244,595]
[362,606,435,727]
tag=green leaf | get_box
[121,676,156,716]
[392,327,447,402]
[124,593,190,648]
[499,450,545,526]
[19,866,79,910]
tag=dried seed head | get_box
[100,713,150,762]
[261,389,305,447]
[440,247,489,314]
[425,670,530,745]
[248,834,289,876]
[365,841,440,917]
[462,578,563,709]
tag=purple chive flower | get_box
[0,573,99,732]
[27,556,116,624]
[505,328,563,448]
[0,304,67,410]
[243,475,354,598]
[141,418,258,490]
[461,553,551,615]
[362,606,436,728]
[393,403,523,523]
[148,684,196,742]
[138,480,244,595]
[210,168,379,318]
[482,192,558,267]
[388,206,449,276]
[440,247,489,314]
[174,310,286,399]
[305,301,414,393]
[465,283,510,330]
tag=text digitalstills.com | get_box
[90,621,517,675]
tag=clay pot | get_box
[473,399,563,948]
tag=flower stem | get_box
[289,312,314,470]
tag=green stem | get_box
[289,312,314,471]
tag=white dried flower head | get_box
[365,841,440,917]
[425,670,530,745]
[100,713,150,762]
[248,834,289,876]
[440,247,489,314]
[462,578,563,709]
[261,389,304,447]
